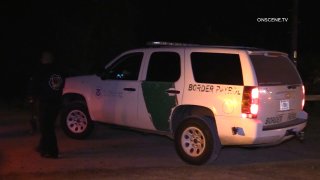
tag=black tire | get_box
[60,102,94,139]
[174,118,221,165]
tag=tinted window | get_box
[146,52,180,82]
[191,53,243,85]
[107,52,143,80]
[250,55,302,85]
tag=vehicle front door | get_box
[96,52,143,127]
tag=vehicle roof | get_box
[132,42,288,56]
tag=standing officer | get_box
[31,51,64,158]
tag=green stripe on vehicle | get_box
[142,81,177,131]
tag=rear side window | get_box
[191,52,243,85]
[146,52,180,82]
[250,55,302,85]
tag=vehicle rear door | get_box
[250,53,306,130]
[138,50,184,131]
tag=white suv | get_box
[61,42,308,165]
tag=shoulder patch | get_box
[49,74,63,91]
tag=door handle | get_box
[123,88,136,91]
[165,89,180,94]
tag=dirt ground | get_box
[1,102,320,179]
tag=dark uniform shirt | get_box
[31,63,64,102]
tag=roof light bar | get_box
[146,41,199,47]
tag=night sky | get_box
[0,0,319,103]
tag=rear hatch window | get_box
[250,54,302,85]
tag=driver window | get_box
[107,52,143,80]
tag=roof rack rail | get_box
[208,45,263,50]
[145,41,265,51]
[146,41,200,47]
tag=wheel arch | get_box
[171,105,218,134]
[61,93,94,121]
[62,93,87,106]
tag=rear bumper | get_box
[262,117,307,131]
[221,111,308,146]
[252,120,307,145]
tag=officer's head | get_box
[40,51,54,65]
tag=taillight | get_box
[242,86,259,118]
[302,85,305,109]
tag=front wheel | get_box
[174,118,221,165]
[60,102,94,139]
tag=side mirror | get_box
[96,67,108,80]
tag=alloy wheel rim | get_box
[181,126,206,157]
[66,110,88,133]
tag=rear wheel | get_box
[174,118,221,165]
[60,102,94,139]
